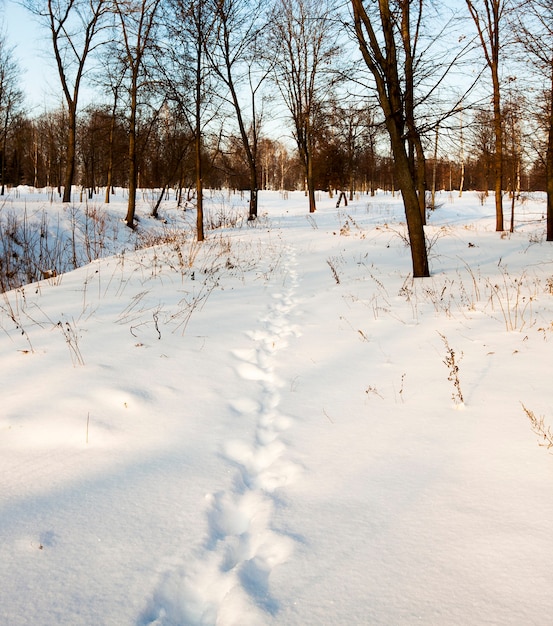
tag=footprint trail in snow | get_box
[141,246,302,625]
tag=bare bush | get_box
[0,205,123,292]
[0,209,72,291]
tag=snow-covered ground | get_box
[1,187,552,625]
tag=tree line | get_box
[0,0,552,275]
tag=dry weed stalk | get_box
[0,290,35,352]
[57,318,84,366]
[170,279,219,336]
[305,214,318,229]
[486,266,537,331]
[397,373,406,404]
[521,403,553,451]
[205,204,245,230]
[365,385,383,399]
[476,191,487,205]
[327,258,341,284]
[438,332,464,405]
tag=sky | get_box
[2,0,59,109]
[1,0,480,117]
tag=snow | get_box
[1,187,552,625]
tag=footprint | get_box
[229,397,260,416]
[237,533,295,614]
[141,245,302,625]
[235,361,272,382]
[231,348,258,364]
[223,439,286,486]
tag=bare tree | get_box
[26,0,107,203]
[515,0,553,240]
[104,78,123,204]
[33,107,67,191]
[502,80,523,232]
[147,104,194,218]
[113,0,163,228]
[92,49,127,203]
[0,37,24,195]
[469,107,495,192]
[350,0,429,277]
[191,0,207,241]
[164,0,221,241]
[207,0,269,220]
[257,136,298,190]
[343,99,379,201]
[399,0,428,222]
[465,0,507,231]
[269,0,340,213]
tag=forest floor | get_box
[1,187,552,625]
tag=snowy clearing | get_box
[1,188,553,625]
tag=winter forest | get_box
[0,1,552,250]
[2,1,553,625]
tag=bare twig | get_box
[438,332,464,405]
[522,403,553,452]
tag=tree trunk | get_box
[547,150,553,241]
[105,163,113,204]
[105,105,117,204]
[388,119,429,278]
[248,183,258,221]
[195,40,204,242]
[459,110,465,197]
[246,135,258,219]
[307,150,316,213]
[431,124,439,209]
[401,0,426,224]
[151,185,167,219]
[510,179,515,233]
[415,135,427,223]
[195,128,204,242]
[545,70,553,241]
[226,68,259,220]
[351,0,429,277]
[466,0,504,231]
[492,68,504,231]
[125,75,138,228]
[546,123,553,241]
[62,106,77,203]
[1,135,6,196]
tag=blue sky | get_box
[2,0,59,109]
